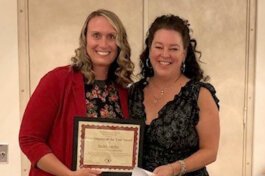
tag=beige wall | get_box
[253,0,265,175]
[18,1,255,175]
[0,1,264,176]
[0,0,21,176]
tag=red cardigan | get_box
[19,66,129,176]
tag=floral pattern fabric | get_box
[85,80,122,119]
[129,79,219,176]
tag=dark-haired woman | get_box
[129,14,220,176]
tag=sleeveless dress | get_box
[129,79,219,176]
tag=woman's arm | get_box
[181,87,220,172]
[19,72,61,166]
[154,87,220,176]
[19,71,100,176]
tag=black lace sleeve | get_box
[198,82,220,110]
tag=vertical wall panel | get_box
[253,0,265,175]
[0,0,21,176]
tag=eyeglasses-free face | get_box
[86,16,118,78]
[150,29,186,78]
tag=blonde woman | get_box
[19,9,134,176]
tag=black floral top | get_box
[129,79,219,176]
[85,80,122,119]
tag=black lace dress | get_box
[129,79,219,176]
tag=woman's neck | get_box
[93,66,109,80]
[150,73,182,87]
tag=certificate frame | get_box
[72,117,145,176]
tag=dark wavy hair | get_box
[71,9,134,87]
[140,14,208,81]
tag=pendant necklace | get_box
[151,74,182,105]
[153,89,165,104]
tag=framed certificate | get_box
[72,117,145,176]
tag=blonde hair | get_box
[71,9,134,87]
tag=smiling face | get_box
[86,16,118,73]
[149,29,186,78]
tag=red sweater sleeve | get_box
[117,84,129,119]
[19,70,61,166]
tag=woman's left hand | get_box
[153,164,174,176]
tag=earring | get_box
[181,62,186,73]
[145,58,152,68]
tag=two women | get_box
[19,10,220,176]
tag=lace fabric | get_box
[129,79,219,176]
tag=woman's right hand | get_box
[70,168,102,176]
[36,153,102,176]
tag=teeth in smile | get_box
[159,61,171,65]
[97,51,110,56]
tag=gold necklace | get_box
[150,74,182,104]
[153,89,165,104]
